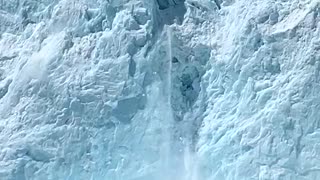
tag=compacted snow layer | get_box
[0,0,320,179]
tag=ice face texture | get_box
[0,0,320,179]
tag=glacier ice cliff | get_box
[0,0,320,179]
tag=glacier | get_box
[0,0,320,179]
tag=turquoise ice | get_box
[0,0,320,179]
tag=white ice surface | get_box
[0,0,320,179]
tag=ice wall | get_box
[0,0,320,180]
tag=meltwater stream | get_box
[167,25,173,106]
[158,25,175,180]
[158,25,200,180]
